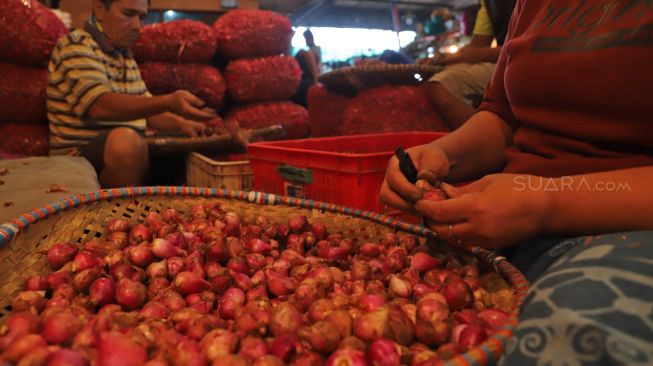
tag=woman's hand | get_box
[416,174,553,249]
[380,143,451,213]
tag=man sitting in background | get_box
[47,0,216,188]
[425,0,516,130]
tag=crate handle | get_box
[277,164,314,184]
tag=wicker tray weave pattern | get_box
[0,187,528,366]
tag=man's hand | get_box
[417,51,470,66]
[416,57,439,66]
[416,174,552,249]
[438,46,502,66]
[178,119,207,138]
[147,113,208,137]
[437,51,464,65]
[438,48,478,65]
[167,90,217,121]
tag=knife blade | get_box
[394,147,446,249]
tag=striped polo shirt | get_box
[47,21,149,156]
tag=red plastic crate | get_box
[248,132,446,214]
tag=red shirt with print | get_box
[479,0,653,177]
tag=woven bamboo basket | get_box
[0,187,529,366]
[318,64,443,96]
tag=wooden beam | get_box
[60,0,260,28]
[150,0,258,11]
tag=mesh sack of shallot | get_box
[0,63,48,124]
[139,62,226,110]
[341,85,450,135]
[0,123,49,156]
[0,0,68,67]
[132,20,218,63]
[307,84,351,137]
[225,101,308,139]
[225,55,301,103]
[213,9,293,60]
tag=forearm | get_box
[448,34,500,64]
[460,46,502,63]
[87,93,172,121]
[543,167,653,235]
[466,34,493,48]
[147,113,184,132]
[433,111,513,182]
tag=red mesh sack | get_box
[0,0,68,67]
[132,20,218,63]
[307,84,351,137]
[0,123,49,156]
[213,9,293,60]
[0,63,47,124]
[225,55,301,103]
[139,62,226,110]
[341,85,450,135]
[226,102,308,139]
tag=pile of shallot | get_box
[0,202,516,366]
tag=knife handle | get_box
[395,147,419,184]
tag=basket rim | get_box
[0,186,528,366]
[248,131,447,159]
[320,63,443,79]
[0,187,438,245]
[318,63,444,95]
